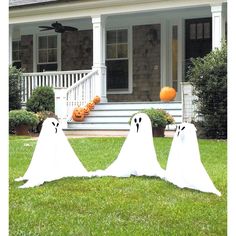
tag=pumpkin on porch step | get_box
[83,106,90,116]
[87,101,95,110]
[93,96,101,104]
[72,107,85,122]
[160,86,176,102]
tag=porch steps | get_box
[65,101,182,132]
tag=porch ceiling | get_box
[9,0,227,24]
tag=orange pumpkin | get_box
[83,106,90,116]
[72,107,85,121]
[160,87,176,102]
[87,101,95,110]
[93,95,101,104]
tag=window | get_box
[189,22,211,40]
[12,40,21,69]
[106,29,129,91]
[37,35,58,72]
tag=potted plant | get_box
[130,108,175,137]
[9,110,39,135]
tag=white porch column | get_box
[9,25,13,65]
[92,15,107,102]
[211,4,225,50]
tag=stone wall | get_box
[108,24,161,102]
[20,35,33,72]
[61,30,93,71]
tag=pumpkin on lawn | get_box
[83,106,90,116]
[87,101,95,110]
[72,107,85,122]
[160,86,176,102]
[93,96,101,104]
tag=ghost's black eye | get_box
[181,126,185,131]
[139,117,142,123]
[178,125,180,130]
[134,118,137,123]
[56,123,59,127]
[52,122,55,126]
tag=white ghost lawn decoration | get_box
[92,113,165,178]
[165,123,221,196]
[15,118,90,188]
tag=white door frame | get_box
[165,18,183,101]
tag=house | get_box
[9,0,227,131]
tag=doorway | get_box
[185,17,212,76]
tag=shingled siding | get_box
[20,35,33,72]
[108,24,161,102]
[61,30,93,71]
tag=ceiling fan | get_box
[39,21,78,33]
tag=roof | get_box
[9,0,69,7]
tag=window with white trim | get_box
[12,40,21,69]
[106,29,129,91]
[37,35,58,72]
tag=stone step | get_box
[66,102,182,131]
[68,115,182,124]
[67,122,177,131]
[87,109,182,117]
[63,130,175,137]
[67,122,130,130]
[93,102,182,110]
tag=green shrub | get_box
[129,108,175,128]
[26,86,55,113]
[186,42,227,139]
[36,111,58,133]
[9,110,39,131]
[9,66,22,110]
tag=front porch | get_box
[9,0,227,127]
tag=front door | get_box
[185,18,212,74]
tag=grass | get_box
[9,136,227,236]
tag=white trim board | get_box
[9,0,226,24]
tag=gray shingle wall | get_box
[108,24,161,102]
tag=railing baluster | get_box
[21,70,92,104]
[27,76,31,101]
[45,75,48,86]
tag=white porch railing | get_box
[54,69,99,127]
[21,70,91,104]
[66,69,99,119]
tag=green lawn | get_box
[9,136,227,236]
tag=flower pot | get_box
[152,127,165,137]
[15,124,30,135]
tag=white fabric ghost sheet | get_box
[165,123,221,196]
[91,113,165,178]
[15,118,90,188]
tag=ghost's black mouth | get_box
[136,123,139,133]
[134,117,142,133]
[52,121,59,133]
[177,125,185,136]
